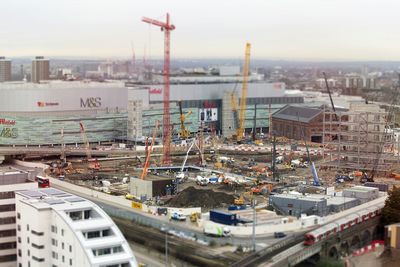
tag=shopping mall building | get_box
[0,79,303,146]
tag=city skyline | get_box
[1,0,400,61]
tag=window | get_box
[18,249,21,256]
[87,231,101,239]
[28,250,30,256]
[69,245,72,253]
[17,213,20,219]
[112,246,123,253]
[17,225,20,231]
[0,191,14,199]
[0,242,16,250]
[52,251,58,259]
[32,243,44,249]
[0,217,16,225]
[51,238,58,247]
[18,237,21,243]
[27,237,30,244]
[61,229,64,236]
[0,204,15,212]
[69,259,72,266]
[27,224,29,231]
[84,210,91,219]
[62,242,64,249]
[0,229,16,237]
[69,211,82,221]
[51,225,57,233]
[62,255,65,262]
[102,229,112,237]
[0,255,17,263]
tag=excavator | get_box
[178,100,192,139]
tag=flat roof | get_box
[17,188,91,210]
[344,186,378,192]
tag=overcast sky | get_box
[1,0,400,61]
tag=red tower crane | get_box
[142,13,175,164]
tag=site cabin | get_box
[35,175,50,188]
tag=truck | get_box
[171,211,186,221]
[203,223,231,237]
[209,210,238,226]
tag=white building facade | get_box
[15,188,137,267]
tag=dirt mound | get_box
[166,186,235,209]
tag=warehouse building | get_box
[271,105,324,143]
[0,78,303,146]
[269,193,359,217]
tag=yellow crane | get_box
[178,100,192,139]
[236,43,251,141]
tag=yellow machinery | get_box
[231,43,251,142]
[178,100,192,139]
[190,212,201,222]
[234,195,245,205]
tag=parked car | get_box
[274,232,286,238]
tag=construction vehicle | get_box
[190,212,201,223]
[141,121,159,180]
[177,100,192,139]
[234,195,245,205]
[79,122,102,171]
[176,138,196,181]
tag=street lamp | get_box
[162,224,168,266]
[252,198,257,252]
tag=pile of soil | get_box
[166,186,235,209]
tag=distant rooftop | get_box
[0,80,125,90]
[272,105,322,123]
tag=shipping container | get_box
[210,210,238,225]
[364,182,389,192]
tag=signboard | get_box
[149,88,162,94]
[0,128,18,138]
[326,186,335,196]
[37,101,59,107]
[0,119,16,125]
[131,201,143,210]
[199,108,218,122]
[80,97,102,108]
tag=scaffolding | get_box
[322,105,399,172]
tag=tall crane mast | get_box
[142,13,175,164]
[141,121,159,180]
[178,100,192,139]
[79,122,91,160]
[237,43,251,141]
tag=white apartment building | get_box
[0,167,37,267]
[15,188,137,267]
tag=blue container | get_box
[210,210,238,225]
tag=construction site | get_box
[2,12,400,267]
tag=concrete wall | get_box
[129,178,152,199]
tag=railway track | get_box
[112,216,241,267]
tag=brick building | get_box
[271,105,324,143]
